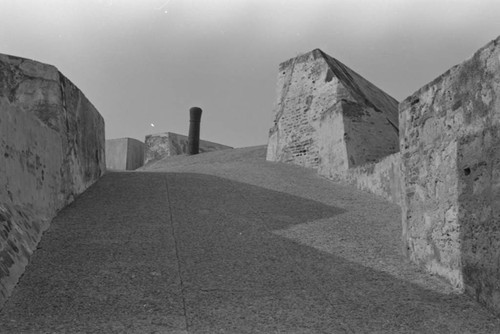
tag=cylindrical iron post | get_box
[187,107,202,155]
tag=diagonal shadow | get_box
[1,171,499,333]
[165,172,500,333]
[457,126,500,316]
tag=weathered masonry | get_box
[0,54,105,307]
[267,49,401,204]
[268,38,500,316]
[144,132,232,164]
[400,36,500,315]
[106,138,145,171]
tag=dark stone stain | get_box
[0,62,24,104]
[320,102,343,121]
[34,101,62,132]
[7,239,19,253]
[342,100,367,120]
[416,112,434,127]
[362,163,376,175]
[0,207,11,223]
[325,69,334,83]
[0,252,14,268]
[452,100,462,111]
[451,50,496,125]
[304,95,314,113]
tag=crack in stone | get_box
[163,175,189,332]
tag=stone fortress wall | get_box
[267,49,401,205]
[106,137,145,171]
[0,54,105,307]
[339,152,401,205]
[400,36,500,314]
[144,131,232,164]
[2,37,500,316]
[267,36,500,315]
[104,132,233,171]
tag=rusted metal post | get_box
[188,107,202,155]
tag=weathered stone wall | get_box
[145,132,171,164]
[267,49,400,205]
[106,138,128,170]
[144,132,232,164]
[0,54,105,307]
[126,138,145,170]
[267,50,343,169]
[400,36,500,314]
[106,138,145,171]
[458,126,500,312]
[330,152,401,205]
[267,49,399,176]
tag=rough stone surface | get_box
[106,138,145,170]
[334,152,401,205]
[0,53,105,307]
[144,132,232,164]
[266,49,399,177]
[3,146,500,332]
[400,36,500,315]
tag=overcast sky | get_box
[1,0,500,147]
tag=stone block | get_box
[266,49,399,178]
[0,53,105,307]
[106,138,145,170]
[400,36,500,314]
[144,132,232,164]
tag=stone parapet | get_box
[324,152,401,205]
[0,54,105,307]
[144,132,232,164]
[400,36,500,314]
[106,138,145,171]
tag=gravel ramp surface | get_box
[1,145,499,333]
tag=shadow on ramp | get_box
[1,172,499,333]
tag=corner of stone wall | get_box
[0,54,104,308]
[400,35,500,315]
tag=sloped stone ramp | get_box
[1,146,499,333]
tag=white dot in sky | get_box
[151,123,155,127]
